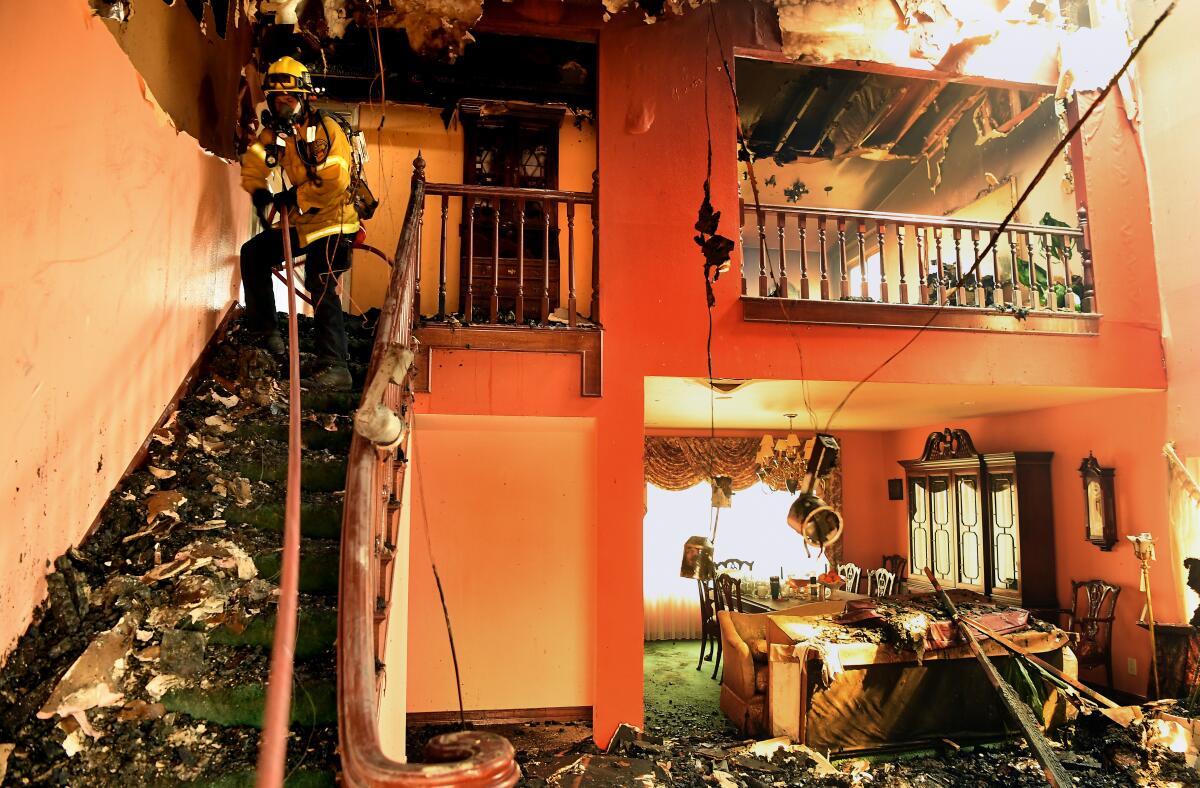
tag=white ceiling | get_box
[644,377,1155,432]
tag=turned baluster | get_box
[757,209,769,297]
[415,199,424,317]
[517,198,526,323]
[591,171,600,324]
[1008,229,1023,309]
[1042,231,1059,312]
[797,214,810,299]
[567,200,577,326]
[916,225,929,304]
[970,228,981,306]
[817,217,831,300]
[856,220,869,298]
[465,197,475,322]
[541,199,551,323]
[877,222,889,303]
[1060,230,1078,312]
[776,212,789,297]
[1025,231,1039,309]
[897,223,908,304]
[837,218,849,299]
[952,227,965,306]
[991,232,1004,307]
[1078,205,1096,313]
[437,193,449,319]
[412,155,426,319]
[490,202,500,323]
[933,227,946,304]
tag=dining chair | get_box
[867,567,896,597]
[881,554,907,578]
[696,579,721,674]
[715,558,755,573]
[1052,579,1121,687]
[837,562,862,595]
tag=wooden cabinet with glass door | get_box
[900,429,1056,609]
[459,101,563,324]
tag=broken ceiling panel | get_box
[770,0,1064,86]
[738,59,1050,166]
[97,0,253,157]
[295,0,484,61]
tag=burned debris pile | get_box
[464,705,1200,787]
[0,313,376,786]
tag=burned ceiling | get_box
[308,29,596,114]
[737,58,1051,166]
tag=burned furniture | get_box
[901,428,1057,609]
[765,593,1076,752]
[716,601,846,737]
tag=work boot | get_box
[249,331,286,356]
[304,364,353,391]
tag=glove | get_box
[251,188,273,226]
[273,186,298,211]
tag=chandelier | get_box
[756,414,807,494]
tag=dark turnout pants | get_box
[240,228,355,367]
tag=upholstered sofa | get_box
[717,601,846,736]
[716,609,772,736]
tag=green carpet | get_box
[643,640,736,737]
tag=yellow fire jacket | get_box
[240,113,360,246]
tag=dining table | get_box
[739,588,866,613]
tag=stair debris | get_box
[0,312,375,785]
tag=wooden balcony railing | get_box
[338,156,520,786]
[740,203,1100,335]
[420,173,599,327]
[409,162,604,398]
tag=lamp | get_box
[1129,532,1160,698]
[756,414,807,494]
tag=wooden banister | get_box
[338,155,520,787]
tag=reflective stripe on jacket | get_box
[240,114,360,245]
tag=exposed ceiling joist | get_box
[807,77,865,156]
[771,85,822,157]
[843,83,910,156]
[869,79,948,151]
[920,87,986,157]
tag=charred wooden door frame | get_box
[413,324,603,397]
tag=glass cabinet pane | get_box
[955,475,984,589]
[909,477,929,576]
[929,476,954,582]
[991,474,1021,591]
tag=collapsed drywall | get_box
[92,0,254,157]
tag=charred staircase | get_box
[0,314,368,785]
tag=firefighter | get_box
[239,56,359,390]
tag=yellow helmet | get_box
[262,56,313,96]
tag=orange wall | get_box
[873,392,1177,697]
[0,1,245,660]
[1135,0,1200,460]
[406,415,597,713]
